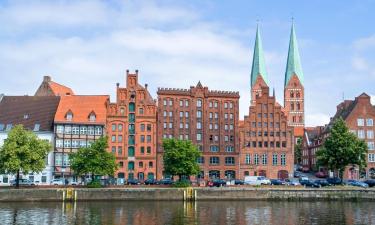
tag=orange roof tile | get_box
[54,95,109,124]
[49,81,74,96]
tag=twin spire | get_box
[250,22,304,88]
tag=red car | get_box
[302,167,310,173]
[315,171,328,178]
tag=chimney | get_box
[145,84,148,89]
[43,75,51,82]
[126,69,129,75]
[116,83,120,87]
[135,69,139,74]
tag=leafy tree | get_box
[69,137,117,183]
[0,125,51,187]
[294,137,303,164]
[316,117,368,178]
[162,138,201,181]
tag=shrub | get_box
[173,180,191,188]
[87,180,102,188]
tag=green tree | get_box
[69,137,117,184]
[294,137,303,165]
[316,117,368,178]
[162,138,201,181]
[0,125,51,188]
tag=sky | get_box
[0,0,374,126]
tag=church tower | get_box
[284,23,305,138]
[250,25,269,105]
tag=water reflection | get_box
[0,201,374,225]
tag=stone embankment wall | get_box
[0,187,374,202]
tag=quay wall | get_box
[0,187,374,202]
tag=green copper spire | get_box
[250,25,268,87]
[284,23,304,86]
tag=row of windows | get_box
[65,112,96,122]
[247,131,287,137]
[290,102,302,111]
[353,130,374,139]
[111,146,152,156]
[56,139,93,148]
[54,153,70,166]
[197,157,236,165]
[289,91,301,98]
[163,98,235,109]
[121,161,154,170]
[358,118,374,126]
[111,135,152,143]
[251,122,282,128]
[245,141,287,148]
[209,145,235,152]
[244,153,287,165]
[56,125,103,135]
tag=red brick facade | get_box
[156,82,240,180]
[106,70,157,182]
[240,86,294,179]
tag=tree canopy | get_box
[0,125,51,187]
[294,137,303,165]
[316,117,368,178]
[162,138,201,180]
[69,136,117,180]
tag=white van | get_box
[244,176,271,185]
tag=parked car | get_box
[51,179,64,186]
[293,172,301,178]
[244,176,271,185]
[158,178,174,185]
[270,179,285,185]
[127,179,141,185]
[301,180,320,188]
[326,177,343,185]
[144,178,158,185]
[69,181,80,185]
[364,179,375,187]
[234,179,244,185]
[302,167,310,173]
[345,180,369,188]
[207,179,226,187]
[314,180,331,187]
[11,179,35,186]
[315,171,328,178]
[285,179,300,186]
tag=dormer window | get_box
[24,114,29,119]
[33,124,40,132]
[89,112,96,122]
[66,111,73,121]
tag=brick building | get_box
[283,24,305,139]
[53,95,109,182]
[301,126,324,171]
[239,25,294,179]
[302,93,375,179]
[156,82,240,180]
[106,70,157,183]
[35,76,74,96]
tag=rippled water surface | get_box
[0,201,374,225]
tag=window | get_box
[139,162,143,168]
[118,135,123,142]
[169,111,173,117]
[66,112,73,121]
[169,122,173,129]
[149,162,153,168]
[140,124,145,132]
[254,154,259,165]
[56,139,63,148]
[209,101,213,107]
[56,125,64,134]
[147,135,151,143]
[225,146,234,152]
[180,111,183,118]
[55,153,62,166]
[358,118,365,126]
[368,142,375,150]
[209,112,213,119]
[179,100,183,107]
[139,108,144,115]
[209,123,213,130]
[163,99,167,106]
[120,107,125,115]
[169,100,173,106]
[230,113,233,119]
[80,140,86,148]
[225,157,235,165]
[214,101,218,108]
[95,126,102,135]
[112,124,116,131]
[358,130,365,139]
[245,154,251,164]
[80,126,87,135]
[367,130,374,139]
[214,113,218,119]
[210,145,219,152]
[88,126,95,135]
[140,147,145,154]
[64,140,71,148]
[224,113,228,119]
[185,134,189,140]
[118,147,123,155]
[180,123,183,129]
[229,102,233,108]
[197,99,202,107]
[147,147,151,154]
[281,154,286,165]
[141,135,145,143]
[225,124,228,130]
[197,157,205,164]
[367,119,374,126]
[128,147,135,157]
[111,146,116,154]
[214,124,218,130]
[210,157,220,165]
[197,133,202,141]
[197,110,202,118]
[63,154,69,166]
[163,111,167,117]
[262,154,267,165]
[64,125,71,134]
[224,136,229,142]
[147,124,151,132]
[224,102,228,108]
[185,112,189,118]
[369,154,375,162]
[111,135,116,142]
[197,122,202,129]
[272,154,278,165]
[89,113,96,121]
[72,140,79,148]
[185,100,189,107]
[185,123,189,129]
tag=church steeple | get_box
[250,25,268,87]
[284,23,304,87]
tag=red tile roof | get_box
[49,81,74,96]
[54,95,109,124]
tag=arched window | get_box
[128,146,135,157]
[296,92,300,98]
[120,107,125,116]
[297,102,301,110]
[128,161,134,170]
[197,99,202,107]
[88,111,96,122]
[290,91,294,98]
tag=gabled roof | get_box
[0,96,60,132]
[54,95,109,124]
[250,25,268,87]
[49,81,74,96]
[284,23,304,87]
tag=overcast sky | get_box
[0,0,374,126]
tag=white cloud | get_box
[305,113,330,127]
[354,34,375,50]
[352,56,369,71]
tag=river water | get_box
[0,201,374,225]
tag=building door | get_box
[138,172,144,181]
[277,170,289,180]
